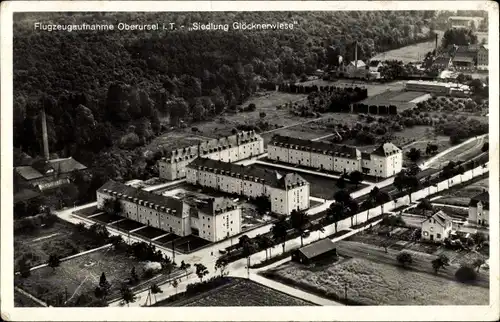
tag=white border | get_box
[1,1,498,321]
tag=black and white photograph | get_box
[1,1,498,321]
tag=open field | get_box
[371,31,444,63]
[425,135,487,169]
[298,79,405,97]
[251,163,367,200]
[359,90,429,113]
[14,219,108,270]
[15,247,181,307]
[265,256,488,305]
[436,177,489,207]
[147,132,212,153]
[401,135,452,166]
[158,277,315,306]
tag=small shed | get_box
[292,239,338,265]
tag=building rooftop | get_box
[453,55,475,63]
[187,157,308,190]
[15,166,44,180]
[423,210,452,227]
[15,157,87,181]
[469,191,489,209]
[47,157,87,174]
[297,238,337,259]
[98,180,185,217]
[198,197,238,215]
[371,142,402,157]
[349,60,366,68]
[270,135,361,159]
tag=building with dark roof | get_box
[97,180,241,242]
[14,157,87,191]
[267,135,403,178]
[468,191,489,226]
[421,210,453,242]
[292,238,338,264]
[186,157,310,215]
[158,131,264,180]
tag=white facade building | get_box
[97,180,241,242]
[421,210,453,242]
[468,191,489,226]
[186,158,310,215]
[404,80,471,96]
[267,135,402,178]
[158,131,265,180]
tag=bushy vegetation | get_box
[14,11,437,202]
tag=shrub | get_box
[455,265,477,283]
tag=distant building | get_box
[97,180,241,242]
[368,60,384,72]
[468,191,489,226]
[292,238,338,264]
[404,80,470,96]
[186,157,310,215]
[448,16,484,29]
[421,210,453,242]
[158,131,264,180]
[477,44,488,69]
[431,56,452,70]
[15,157,87,191]
[267,135,403,178]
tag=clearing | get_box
[435,176,489,207]
[424,135,487,169]
[15,247,183,307]
[265,256,488,305]
[297,79,405,97]
[157,277,315,306]
[359,90,430,113]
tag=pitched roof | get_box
[187,157,308,190]
[469,191,489,209]
[433,57,451,66]
[423,210,452,227]
[369,60,381,67]
[97,180,185,217]
[48,157,87,174]
[349,60,366,68]
[270,135,361,159]
[15,166,44,180]
[298,238,337,259]
[198,197,238,215]
[370,142,402,157]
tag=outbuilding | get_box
[292,238,338,265]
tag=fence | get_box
[250,163,489,265]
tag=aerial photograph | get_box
[11,9,490,308]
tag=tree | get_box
[327,202,345,233]
[348,170,363,188]
[120,286,136,307]
[96,272,111,300]
[396,252,413,268]
[130,267,139,284]
[254,195,271,215]
[171,279,179,294]
[416,198,433,215]
[214,257,229,277]
[48,254,60,271]
[259,112,266,118]
[256,234,274,260]
[455,265,477,283]
[18,259,31,278]
[472,232,487,246]
[180,260,191,278]
[406,148,421,162]
[472,258,485,272]
[150,283,163,303]
[431,254,449,274]
[194,263,209,282]
[290,209,310,247]
[271,217,290,252]
[103,198,121,216]
[336,175,347,189]
[481,142,489,152]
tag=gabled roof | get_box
[197,197,238,215]
[369,60,382,67]
[349,60,366,68]
[270,135,361,159]
[97,180,185,217]
[423,210,452,228]
[48,157,87,174]
[370,142,401,157]
[15,166,44,180]
[187,157,308,190]
[298,238,337,259]
[469,191,489,209]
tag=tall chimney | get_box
[354,40,358,69]
[40,108,50,160]
[435,33,438,51]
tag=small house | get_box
[421,210,453,242]
[292,238,338,265]
[468,191,489,226]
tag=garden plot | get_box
[160,277,315,306]
[436,177,489,207]
[265,257,488,305]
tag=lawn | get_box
[110,219,146,232]
[91,212,124,224]
[15,247,161,306]
[436,177,489,206]
[252,163,367,200]
[134,226,168,239]
[265,257,488,305]
[401,135,452,166]
[14,218,110,271]
[146,132,212,154]
[425,135,487,169]
[298,79,405,97]
[160,277,315,306]
[74,205,100,217]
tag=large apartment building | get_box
[97,180,241,242]
[158,131,265,180]
[267,135,402,178]
[186,158,310,215]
